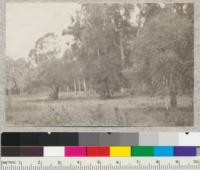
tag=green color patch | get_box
[131,146,154,156]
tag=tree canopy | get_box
[65,4,137,98]
[132,4,193,107]
[7,3,194,108]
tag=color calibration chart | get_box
[1,146,199,157]
[1,132,200,170]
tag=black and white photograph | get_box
[5,1,194,127]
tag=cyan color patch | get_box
[154,146,174,156]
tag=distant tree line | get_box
[6,3,194,108]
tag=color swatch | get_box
[1,132,200,157]
[1,146,199,157]
[110,146,131,157]
[178,133,200,146]
[174,146,196,156]
[154,146,174,156]
[87,146,109,156]
[44,147,64,157]
[65,146,86,157]
[132,146,154,156]
[20,147,43,157]
[2,132,200,146]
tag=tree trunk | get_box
[7,89,12,109]
[20,87,24,95]
[54,86,59,100]
[136,14,142,36]
[50,86,59,100]
[89,84,94,93]
[78,79,81,92]
[54,89,59,100]
[74,80,77,94]
[19,87,22,95]
[119,31,125,66]
[83,79,87,92]
[170,89,177,108]
[169,71,177,108]
[66,86,69,96]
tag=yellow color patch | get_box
[110,146,131,157]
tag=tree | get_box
[6,57,31,95]
[64,4,136,98]
[132,5,193,108]
[62,46,85,94]
[41,58,66,99]
[29,33,64,99]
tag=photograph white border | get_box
[0,0,199,132]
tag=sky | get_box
[6,2,81,59]
[6,2,139,60]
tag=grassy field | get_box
[5,93,193,126]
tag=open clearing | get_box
[6,94,193,127]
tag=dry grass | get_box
[5,93,193,127]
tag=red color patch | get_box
[87,146,110,156]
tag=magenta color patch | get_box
[65,146,86,157]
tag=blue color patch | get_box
[154,146,174,156]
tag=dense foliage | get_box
[7,3,194,108]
